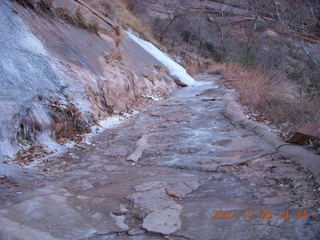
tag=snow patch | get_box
[21,30,47,56]
[28,112,137,168]
[84,110,139,144]
[126,31,200,86]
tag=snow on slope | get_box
[126,31,198,86]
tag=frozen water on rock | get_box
[0,4,142,169]
[126,31,200,86]
[0,0,64,167]
[84,110,139,145]
[0,150,22,177]
[0,151,4,176]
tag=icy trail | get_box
[126,31,198,86]
[1,74,319,239]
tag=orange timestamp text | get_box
[208,209,308,220]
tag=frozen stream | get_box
[127,31,198,86]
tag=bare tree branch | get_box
[308,0,320,26]
[273,0,320,70]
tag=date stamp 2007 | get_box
[208,209,308,220]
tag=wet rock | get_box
[76,206,82,210]
[263,196,287,205]
[69,153,80,160]
[132,211,146,221]
[184,181,200,190]
[127,135,149,163]
[73,179,94,190]
[166,183,192,198]
[128,228,146,236]
[211,139,232,146]
[2,73,320,239]
[128,189,175,212]
[310,211,319,220]
[119,204,128,214]
[202,98,217,102]
[268,215,285,226]
[134,181,167,192]
[142,208,182,235]
[91,212,102,220]
[104,165,121,171]
[104,146,129,158]
[258,187,272,194]
[110,213,129,230]
[178,147,199,154]
[302,198,315,208]
[197,158,221,165]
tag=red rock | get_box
[173,77,188,87]
[287,122,320,144]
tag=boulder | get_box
[142,208,182,235]
[287,122,320,144]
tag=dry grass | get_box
[208,63,280,109]
[208,63,320,137]
[104,49,122,64]
[184,53,213,75]
[103,0,166,51]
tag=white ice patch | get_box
[126,31,199,86]
[20,31,47,56]
[25,131,72,168]
[0,148,21,177]
[24,110,139,169]
[84,110,139,144]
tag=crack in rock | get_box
[126,181,187,235]
[125,179,203,236]
[166,183,193,199]
[128,188,178,212]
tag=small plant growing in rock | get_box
[104,50,122,64]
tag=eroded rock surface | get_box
[142,208,182,235]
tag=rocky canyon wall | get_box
[0,0,178,165]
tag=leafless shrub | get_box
[210,63,320,135]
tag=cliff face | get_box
[0,0,177,163]
[130,0,320,74]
